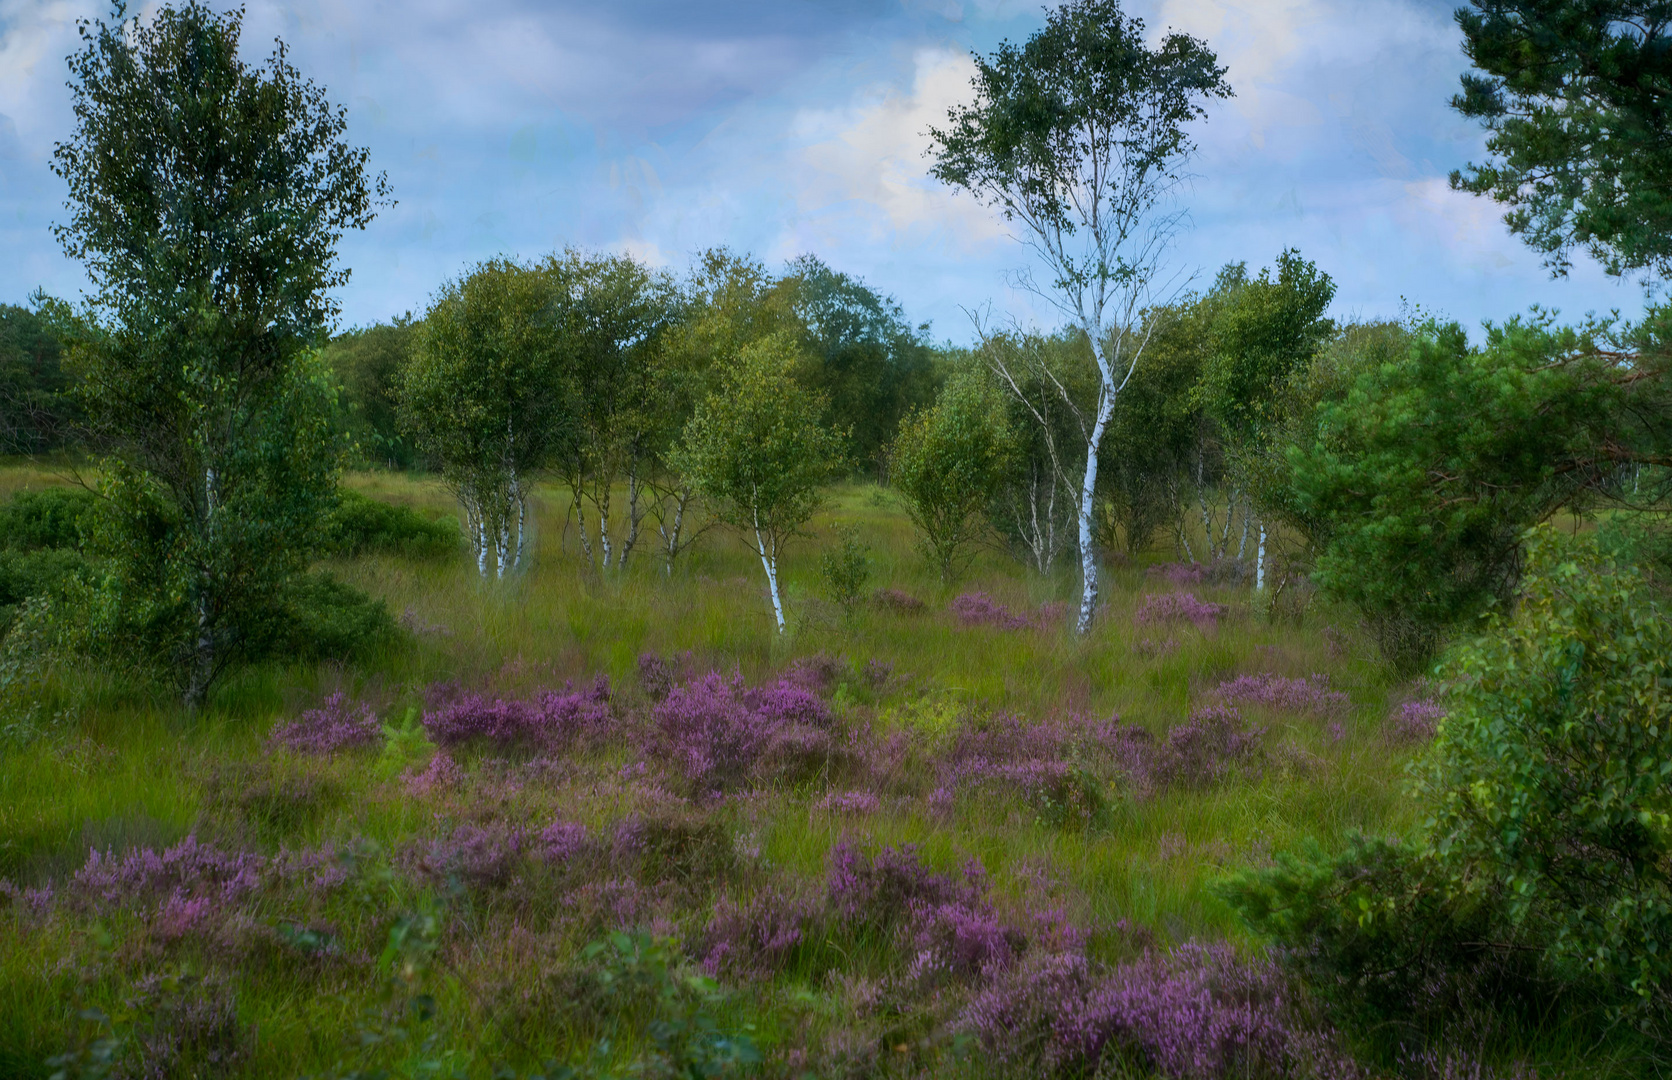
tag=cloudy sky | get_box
[0,0,1653,341]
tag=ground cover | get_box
[0,471,1606,1078]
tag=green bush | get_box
[1419,529,1672,1014]
[319,488,460,559]
[264,570,402,662]
[0,487,96,552]
[818,523,872,614]
[1224,528,1672,1046]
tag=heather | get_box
[0,474,1645,1078]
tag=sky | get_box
[0,0,1655,342]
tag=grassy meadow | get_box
[0,466,1542,1079]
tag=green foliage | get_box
[0,302,80,456]
[674,334,847,632]
[1275,315,1632,668]
[1418,529,1672,1013]
[782,254,937,474]
[818,524,872,614]
[1451,1,1672,280]
[50,1,385,708]
[401,257,573,579]
[928,0,1232,633]
[375,707,435,780]
[979,332,1086,573]
[1218,835,1540,1040]
[263,571,401,664]
[323,317,421,470]
[1595,509,1672,588]
[576,932,761,1079]
[555,250,683,573]
[0,488,95,552]
[320,489,460,559]
[1200,250,1336,447]
[890,366,1017,582]
[1226,531,1672,1053]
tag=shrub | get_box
[889,367,1017,582]
[262,571,402,662]
[269,692,380,754]
[818,524,872,614]
[1213,674,1349,718]
[319,488,461,558]
[421,677,612,750]
[1224,530,1672,1053]
[1135,591,1225,630]
[950,592,1034,630]
[0,487,96,552]
[652,672,832,791]
[872,586,925,613]
[1416,529,1672,1014]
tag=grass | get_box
[0,469,1640,1078]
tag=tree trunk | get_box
[1256,522,1266,591]
[756,529,786,633]
[1076,400,1111,635]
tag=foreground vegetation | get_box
[2,468,1660,1079]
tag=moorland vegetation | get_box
[3,1,1672,1078]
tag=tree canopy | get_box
[1452,0,1672,280]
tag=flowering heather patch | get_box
[815,790,881,815]
[872,587,926,613]
[0,879,53,915]
[950,592,1034,630]
[907,898,1022,984]
[1214,674,1350,718]
[1055,943,1304,1078]
[1135,592,1226,630]
[1099,708,1265,794]
[268,692,380,754]
[1154,707,1265,789]
[826,840,978,928]
[407,822,526,888]
[403,751,465,796]
[71,834,264,910]
[962,941,1346,1079]
[1390,697,1445,743]
[1147,561,1206,586]
[421,677,612,749]
[697,887,814,979]
[651,672,834,790]
[538,821,594,865]
[786,652,846,695]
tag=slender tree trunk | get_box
[187,463,219,711]
[754,530,786,635]
[572,480,594,566]
[1256,523,1266,591]
[618,468,644,571]
[1076,399,1112,635]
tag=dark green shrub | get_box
[1224,528,1672,1050]
[265,570,401,662]
[0,547,91,627]
[818,524,872,613]
[319,488,460,558]
[0,486,95,551]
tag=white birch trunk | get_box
[756,529,785,633]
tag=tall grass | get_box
[0,470,1627,1078]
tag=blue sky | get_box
[0,0,1654,342]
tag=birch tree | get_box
[927,0,1230,633]
[51,1,386,708]
[401,259,572,580]
[673,334,846,633]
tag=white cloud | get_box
[787,47,1011,253]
